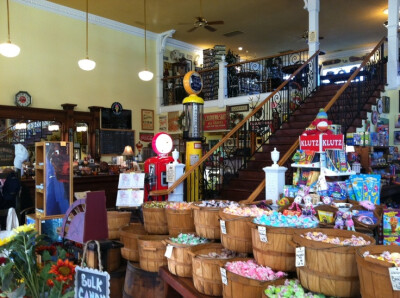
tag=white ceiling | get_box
[47,0,389,58]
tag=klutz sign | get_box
[299,134,344,151]
[75,266,110,298]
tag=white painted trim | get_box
[319,46,374,63]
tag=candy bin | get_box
[142,201,169,235]
[222,259,286,298]
[163,233,210,277]
[192,200,239,240]
[356,245,400,298]
[165,202,195,237]
[219,205,271,253]
[250,211,318,272]
[291,228,375,297]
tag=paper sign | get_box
[389,267,400,291]
[116,189,144,207]
[118,173,145,189]
[220,267,228,285]
[165,245,173,258]
[296,247,306,267]
[258,226,268,243]
[220,220,227,234]
[166,164,175,183]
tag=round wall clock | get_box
[15,91,32,107]
[152,132,173,155]
[371,110,379,125]
[376,98,383,114]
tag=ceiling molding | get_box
[14,0,202,53]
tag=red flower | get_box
[36,245,56,256]
[47,279,54,287]
[49,259,76,282]
[0,257,7,265]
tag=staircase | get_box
[219,82,385,201]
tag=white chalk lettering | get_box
[81,273,103,292]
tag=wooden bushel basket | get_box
[163,240,208,278]
[138,235,168,272]
[219,210,253,253]
[350,204,383,231]
[356,245,400,298]
[119,223,148,262]
[142,206,168,235]
[123,261,164,298]
[188,243,245,296]
[193,201,228,239]
[292,228,375,297]
[107,211,131,239]
[249,222,307,272]
[222,258,286,298]
[165,208,195,237]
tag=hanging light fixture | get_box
[0,0,20,58]
[78,0,96,71]
[138,0,153,81]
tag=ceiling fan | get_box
[187,0,224,33]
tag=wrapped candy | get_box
[302,232,371,246]
[142,201,168,208]
[223,205,272,217]
[197,200,238,208]
[253,211,318,228]
[225,260,286,281]
[165,202,192,210]
[363,251,400,267]
[198,248,247,259]
[169,233,209,245]
[264,279,327,297]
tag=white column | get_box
[264,166,288,207]
[218,55,228,108]
[387,0,400,90]
[156,30,176,114]
[306,0,320,57]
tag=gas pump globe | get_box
[182,71,204,201]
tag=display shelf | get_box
[35,141,73,217]
[322,168,356,177]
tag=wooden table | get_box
[159,266,222,298]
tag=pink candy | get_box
[223,205,272,217]
[225,260,286,281]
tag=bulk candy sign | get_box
[299,134,344,151]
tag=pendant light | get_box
[78,0,96,71]
[0,0,20,58]
[138,0,153,81]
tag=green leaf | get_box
[7,284,26,298]
[42,250,52,262]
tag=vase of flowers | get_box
[0,224,76,298]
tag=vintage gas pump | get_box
[144,132,174,201]
[182,71,204,201]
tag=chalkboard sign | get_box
[75,266,110,298]
[101,108,132,129]
[100,129,135,155]
[0,144,14,166]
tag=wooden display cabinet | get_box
[35,141,73,217]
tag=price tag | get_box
[389,267,400,291]
[220,220,227,234]
[220,267,228,285]
[258,226,268,243]
[295,247,306,267]
[164,245,173,258]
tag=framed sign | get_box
[140,132,154,142]
[141,109,154,131]
[159,115,167,131]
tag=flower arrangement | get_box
[0,224,76,297]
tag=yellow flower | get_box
[13,224,35,234]
[0,235,14,246]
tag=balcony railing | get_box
[161,49,309,106]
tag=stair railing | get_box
[242,37,387,203]
[150,50,320,199]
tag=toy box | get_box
[383,209,400,238]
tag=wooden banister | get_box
[242,37,386,204]
[150,50,320,197]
